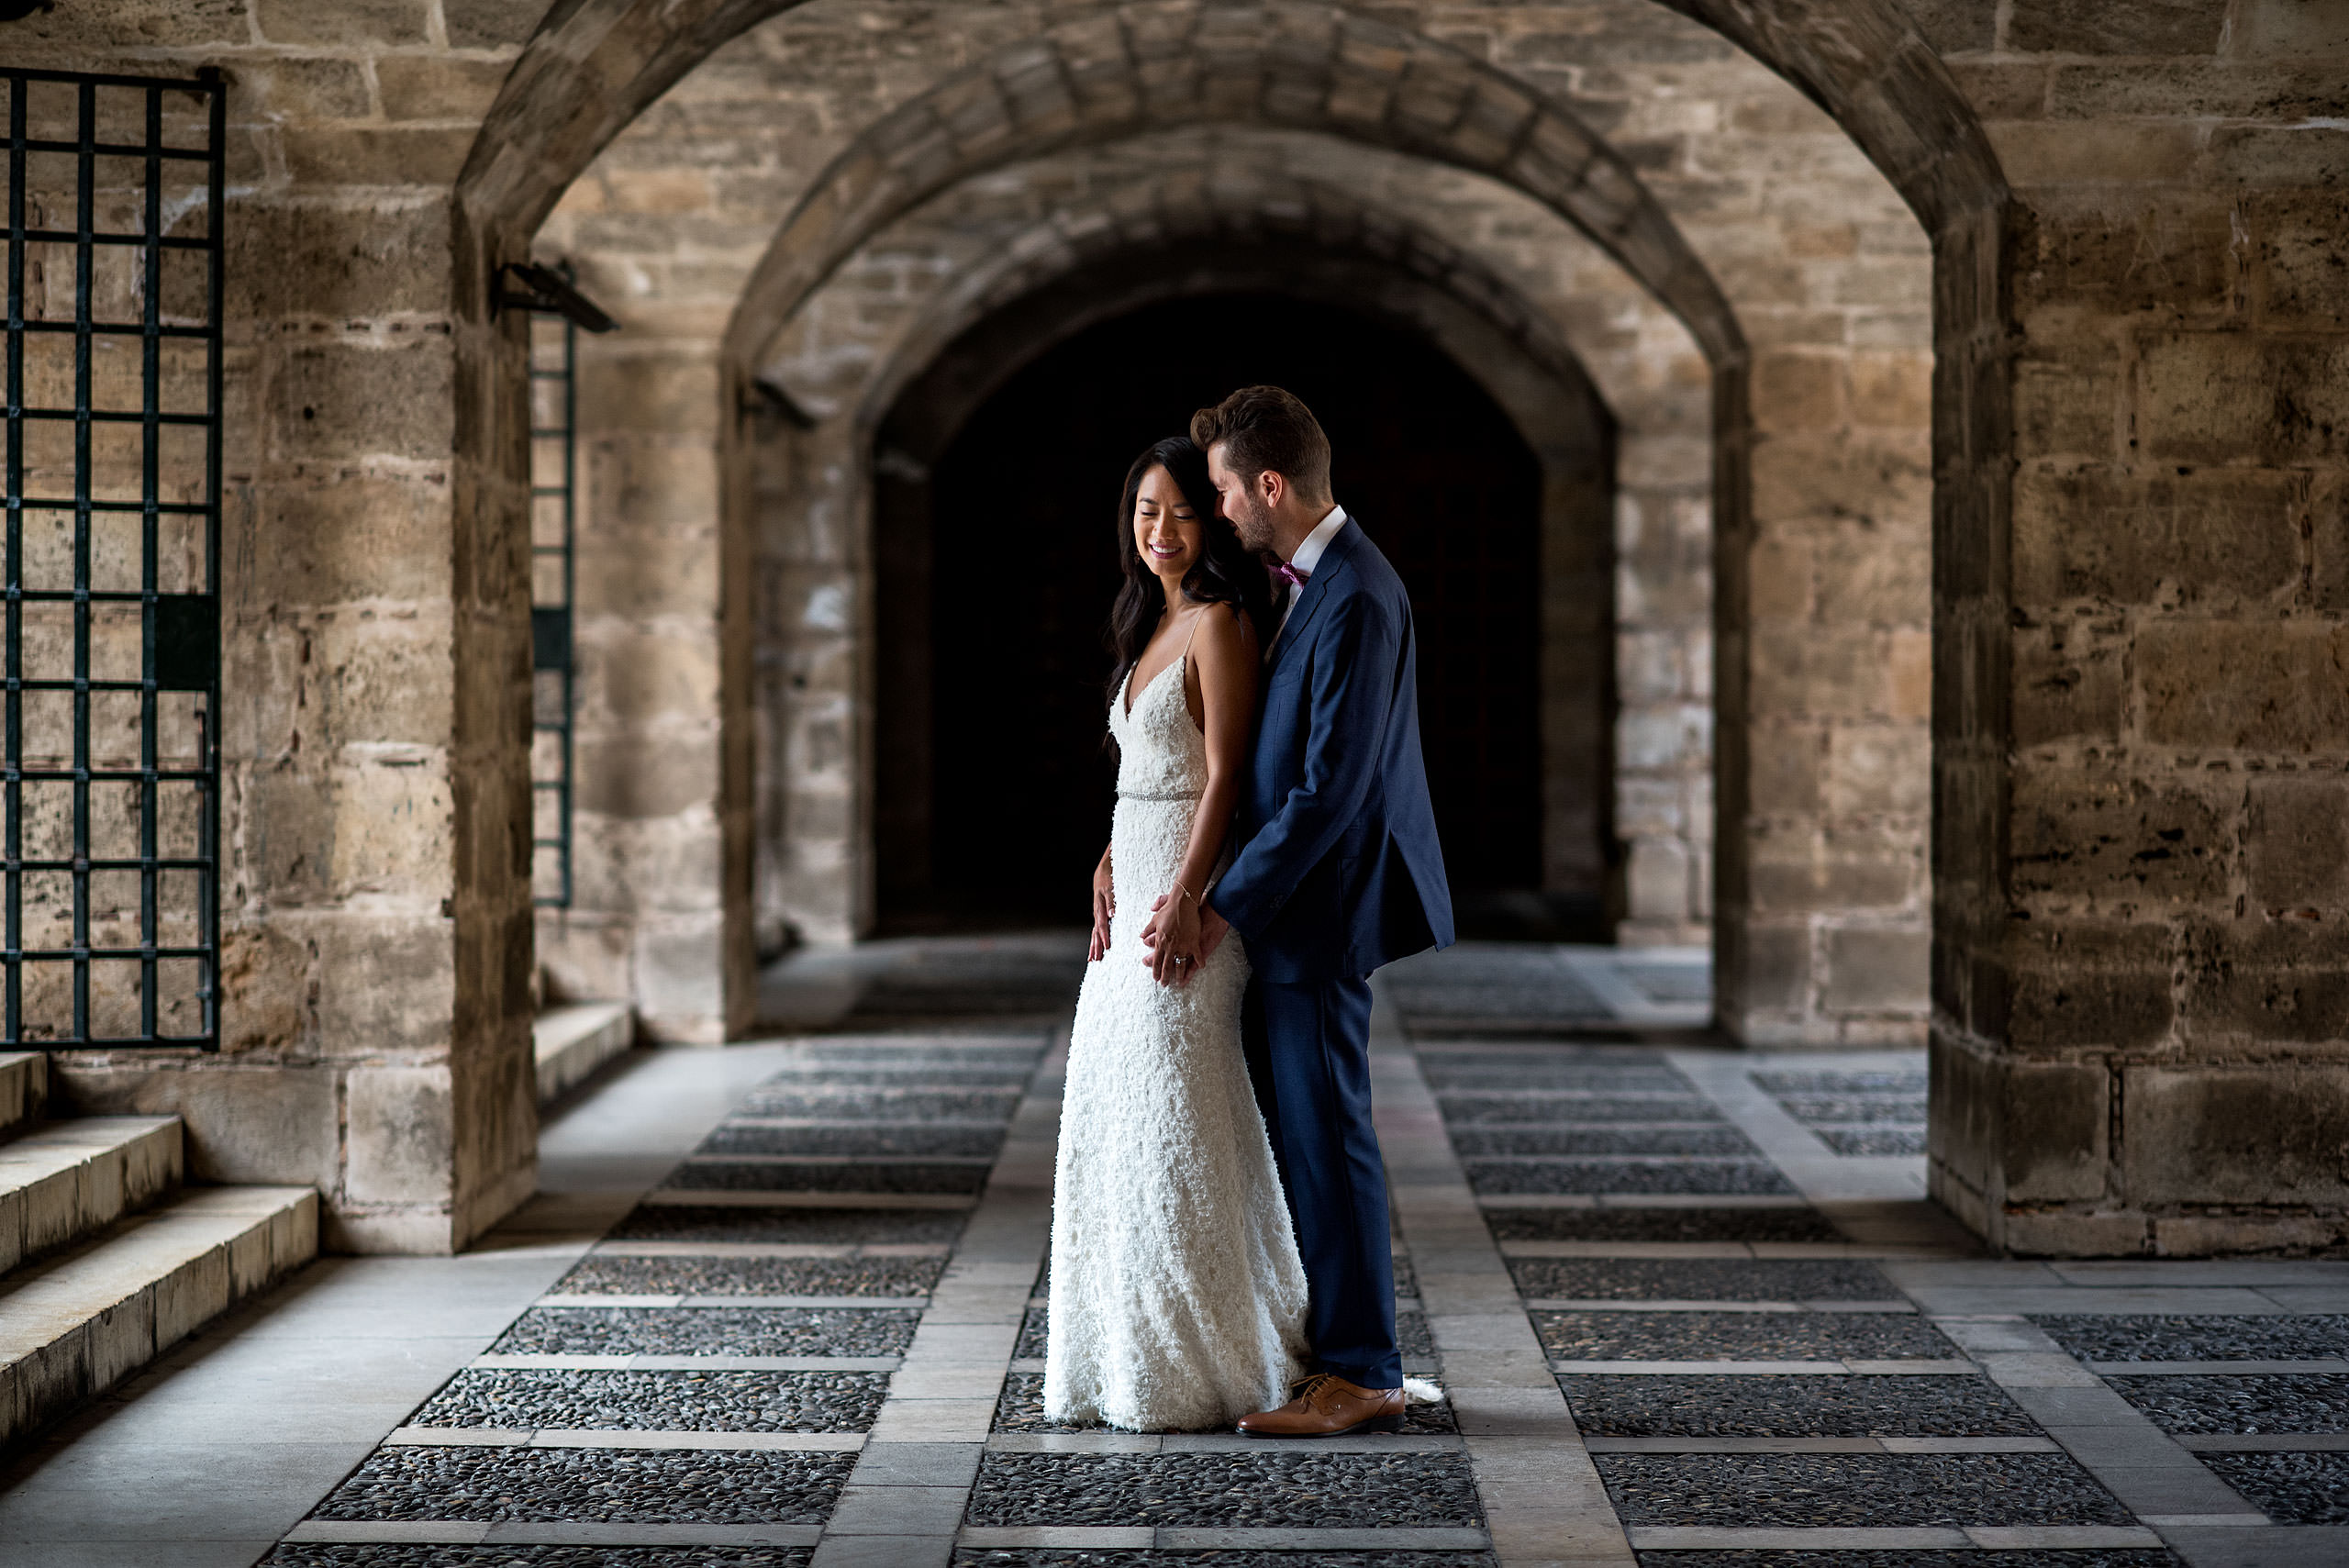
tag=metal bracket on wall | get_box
[744,373,818,430]
[495,261,617,334]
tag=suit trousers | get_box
[1241,973,1402,1390]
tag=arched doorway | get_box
[872,291,1551,931]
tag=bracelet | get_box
[1172,882,1199,908]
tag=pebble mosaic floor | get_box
[268,939,2349,1568]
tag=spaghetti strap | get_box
[1178,604,1208,662]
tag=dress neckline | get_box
[1121,653,1183,719]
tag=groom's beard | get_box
[1230,495,1275,553]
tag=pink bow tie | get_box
[1271,560,1310,592]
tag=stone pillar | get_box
[530,306,754,1041]
[1925,7,2349,1255]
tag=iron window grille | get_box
[4,69,224,1049]
[529,277,576,907]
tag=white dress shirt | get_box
[1273,504,1349,646]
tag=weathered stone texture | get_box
[1929,0,2349,1254]
[9,0,2342,1258]
[3,2,541,1251]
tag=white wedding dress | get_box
[1043,648,1310,1431]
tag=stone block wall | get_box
[1925,0,2349,1252]
[3,0,546,1251]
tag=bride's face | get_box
[1133,465,1204,582]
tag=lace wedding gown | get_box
[1043,649,1309,1431]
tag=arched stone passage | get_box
[861,264,1609,934]
[735,152,1623,947]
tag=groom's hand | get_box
[1197,905,1230,965]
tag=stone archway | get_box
[733,159,1624,949]
[859,267,1608,935]
[451,0,2012,1225]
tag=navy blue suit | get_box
[1210,517,1453,1390]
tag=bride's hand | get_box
[1088,854,1115,962]
[1141,889,1203,986]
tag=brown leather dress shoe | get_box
[1236,1373,1406,1438]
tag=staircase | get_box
[0,1051,316,1450]
[534,1002,635,1104]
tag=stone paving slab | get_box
[2179,1433,2349,1451]
[2199,1451,2349,1523]
[1501,1240,1959,1261]
[1556,1373,2034,1436]
[554,1256,947,1297]
[1419,1066,1691,1095]
[408,1367,891,1432]
[282,1522,827,1547]
[538,1294,930,1310]
[385,1429,868,1451]
[477,1354,899,1372]
[310,1447,859,1524]
[965,1449,1486,1529]
[2036,1315,2349,1362]
[988,1371,1462,1435]
[739,1092,1025,1123]
[1586,1434,2059,1454]
[676,1160,996,1191]
[592,1241,949,1259]
[610,1207,970,1245]
[1468,1158,1797,1196]
[1436,1095,1724,1125]
[1592,1451,2134,1528]
[1450,1128,1760,1157]
[2093,1360,2349,1376]
[1484,1205,1840,1243]
[265,1542,817,1564]
[1552,1358,1973,1373]
[640,1190,978,1210]
[705,1126,1010,1159]
[1509,1259,1897,1302]
[2159,1525,2349,1568]
[494,1307,926,1360]
[1812,1129,1929,1156]
[952,1550,1498,1567]
[1475,1194,1805,1209]
[2105,1373,2349,1433]
[750,1067,1035,1085]
[1624,1526,2166,1551]
[1533,1311,1959,1361]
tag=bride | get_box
[1043,435,1309,1432]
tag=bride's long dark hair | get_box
[1106,436,1273,706]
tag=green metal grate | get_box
[529,279,576,907]
[4,69,224,1048]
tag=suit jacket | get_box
[1211,517,1454,984]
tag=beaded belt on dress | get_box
[1117,788,1196,801]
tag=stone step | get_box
[0,1116,184,1274]
[0,1053,48,1141]
[535,1002,635,1105]
[0,1184,317,1449]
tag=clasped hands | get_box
[1139,886,1229,987]
[1088,864,1228,986]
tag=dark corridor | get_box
[874,292,1547,930]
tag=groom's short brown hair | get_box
[1190,385,1332,501]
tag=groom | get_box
[1188,385,1454,1436]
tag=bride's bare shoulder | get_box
[1192,601,1259,664]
